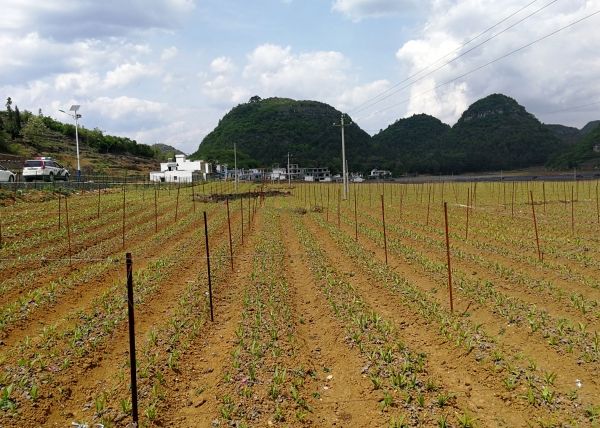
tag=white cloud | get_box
[202,74,249,105]
[210,56,235,74]
[104,62,160,88]
[54,71,102,94]
[382,0,600,127]
[337,79,391,110]
[89,96,167,120]
[332,0,422,21]
[243,44,351,101]
[161,46,178,61]
[0,0,196,40]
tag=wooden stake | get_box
[204,211,214,322]
[529,191,542,261]
[175,183,180,222]
[58,193,61,230]
[542,182,546,214]
[226,198,233,271]
[443,202,453,313]
[326,187,330,222]
[511,182,515,218]
[426,186,431,226]
[399,186,403,219]
[337,189,341,228]
[354,185,358,241]
[154,187,158,233]
[240,196,244,245]
[381,194,388,265]
[122,186,126,249]
[65,196,72,267]
[571,186,575,235]
[465,188,470,241]
[97,183,101,219]
[596,183,600,224]
[192,182,196,213]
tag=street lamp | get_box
[59,105,81,180]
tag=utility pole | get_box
[234,143,238,192]
[334,113,351,200]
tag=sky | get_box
[1,0,599,154]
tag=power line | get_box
[351,0,561,116]
[536,100,600,115]
[361,8,600,119]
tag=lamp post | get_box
[59,105,82,181]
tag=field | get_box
[0,179,599,427]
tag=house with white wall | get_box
[149,154,212,183]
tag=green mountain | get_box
[191,97,372,173]
[193,93,587,175]
[370,114,450,174]
[545,124,580,145]
[152,143,186,160]
[547,122,600,169]
[440,94,565,172]
[580,120,600,136]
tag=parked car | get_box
[22,157,70,182]
[0,164,16,182]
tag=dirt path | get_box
[159,210,265,427]
[302,212,548,427]
[281,210,386,427]
[324,210,600,418]
[42,208,241,427]
[0,204,212,348]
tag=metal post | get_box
[443,202,454,314]
[381,194,387,265]
[204,212,214,322]
[354,184,358,241]
[122,186,126,249]
[234,143,238,192]
[226,198,233,271]
[240,196,244,245]
[125,253,139,426]
[65,196,72,267]
[530,191,542,261]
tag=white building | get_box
[149,154,211,183]
[270,167,287,181]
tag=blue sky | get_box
[1,0,599,153]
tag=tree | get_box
[14,106,22,136]
[22,115,52,148]
[5,97,15,139]
[248,95,262,103]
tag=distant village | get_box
[149,154,392,183]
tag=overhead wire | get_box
[358,8,600,119]
[351,0,561,116]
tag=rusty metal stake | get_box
[443,202,453,314]
[204,211,214,322]
[530,191,542,261]
[125,253,139,426]
[381,194,388,264]
[226,198,233,271]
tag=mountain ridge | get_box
[195,93,586,174]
